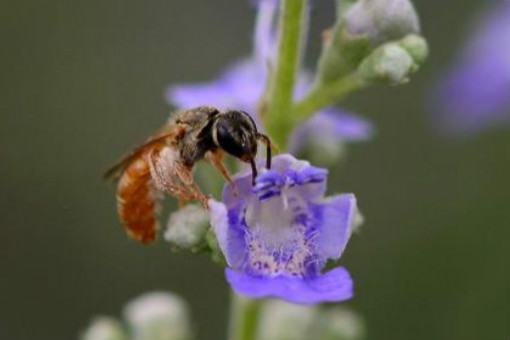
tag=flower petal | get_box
[323,109,374,141]
[166,60,264,113]
[223,154,328,206]
[225,267,353,304]
[222,166,255,209]
[167,82,232,109]
[208,199,247,268]
[313,194,357,262]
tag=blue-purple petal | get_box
[313,194,357,262]
[166,60,264,113]
[226,267,354,304]
[222,166,256,209]
[208,199,247,269]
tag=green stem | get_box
[228,292,262,340]
[293,73,366,120]
[264,0,306,150]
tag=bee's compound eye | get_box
[216,122,245,159]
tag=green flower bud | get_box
[357,33,428,84]
[314,0,423,86]
[344,0,420,45]
[80,316,127,340]
[164,205,209,250]
[256,300,319,340]
[358,42,414,84]
[398,34,429,66]
[124,292,192,340]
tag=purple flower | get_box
[435,1,510,133]
[166,0,372,150]
[208,154,357,304]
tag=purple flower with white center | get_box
[166,0,372,150]
[208,154,357,304]
[434,1,510,134]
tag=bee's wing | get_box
[103,126,181,181]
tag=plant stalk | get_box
[227,292,262,340]
[264,0,306,149]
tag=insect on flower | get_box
[104,106,272,244]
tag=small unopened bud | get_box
[398,34,429,66]
[256,300,319,340]
[358,43,414,84]
[164,204,209,250]
[124,292,192,340]
[80,316,127,340]
[344,0,420,45]
[358,33,428,84]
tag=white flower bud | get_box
[345,0,420,45]
[256,300,319,340]
[80,316,127,340]
[124,292,192,340]
[164,204,209,249]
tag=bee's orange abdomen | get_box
[116,152,160,244]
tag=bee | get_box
[105,106,272,244]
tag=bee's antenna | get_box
[250,157,258,185]
[257,133,272,169]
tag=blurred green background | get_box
[2,1,509,339]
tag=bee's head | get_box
[212,110,258,161]
[212,110,272,183]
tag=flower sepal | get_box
[315,0,373,84]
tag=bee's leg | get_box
[174,163,209,209]
[205,150,234,183]
[156,172,199,206]
[161,176,196,204]
[193,184,209,209]
[257,133,273,169]
[161,174,196,203]
[205,150,240,196]
[147,148,195,201]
